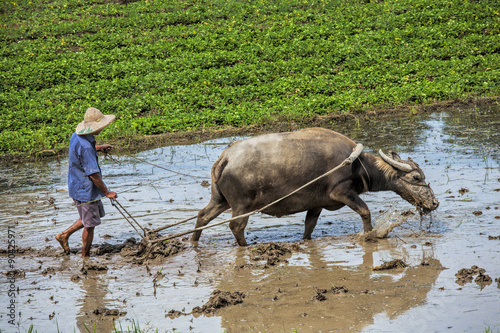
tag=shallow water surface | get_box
[1,106,499,332]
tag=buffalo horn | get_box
[379,150,413,172]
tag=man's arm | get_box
[96,144,113,153]
[89,173,117,200]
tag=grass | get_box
[1,0,499,158]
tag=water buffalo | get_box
[192,128,439,246]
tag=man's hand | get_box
[96,144,113,153]
[106,191,118,201]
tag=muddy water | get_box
[1,106,499,332]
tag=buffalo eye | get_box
[413,175,421,181]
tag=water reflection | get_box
[76,271,116,333]
[217,237,443,332]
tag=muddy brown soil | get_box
[248,242,300,267]
[1,234,189,264]
[92,235,189,264]
[192,290,246,315]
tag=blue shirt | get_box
[68,132,105,202]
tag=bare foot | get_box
[55,233,70,254]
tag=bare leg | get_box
[55,219,84,254]
[303,208,323,240]
[81,226,94,258]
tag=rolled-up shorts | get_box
[74,199,105,228]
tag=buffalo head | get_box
[379,150,439,213]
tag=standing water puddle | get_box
[1,106,499,332]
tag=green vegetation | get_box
[1,0,499,157]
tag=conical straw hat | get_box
[76,107,115,135]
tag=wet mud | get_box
[1,106,500,332]
[455,266,493,289]
[92,307,127,317]
[248,242,299,268]
[371,258,408,271]
[191,290,246,315]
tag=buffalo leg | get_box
[191,200,229,242]
[303,207,323,240]
[228,208,249,246]
[330,192,373,232]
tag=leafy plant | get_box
[1,0,499,157]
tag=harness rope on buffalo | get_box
[109,143,364,251]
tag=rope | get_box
[150,143,364,244]
[75,157,208,207]
[127,155,208,179]
[150,215,198,233]
[112,199,147,239]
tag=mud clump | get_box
[250,242,300,268]
[331,285,349,294]
[474,272,492,288]
[488,235,500,240]
[41,267,57,276]
[93,235,187,264]
[81,262,108,275]
[459,188,469,196]
[313,289,328,301]
[4,269,25,278]
[455,265,492,289]
[93,307,126,317]
[313,286,348,301]
[455,265,485,285]
[166,309,183,318]
[372,259,408,271]
[127,237,187,264]
[192,290,245,315]
[93,238,137,255]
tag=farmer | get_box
[55,107,118,258]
